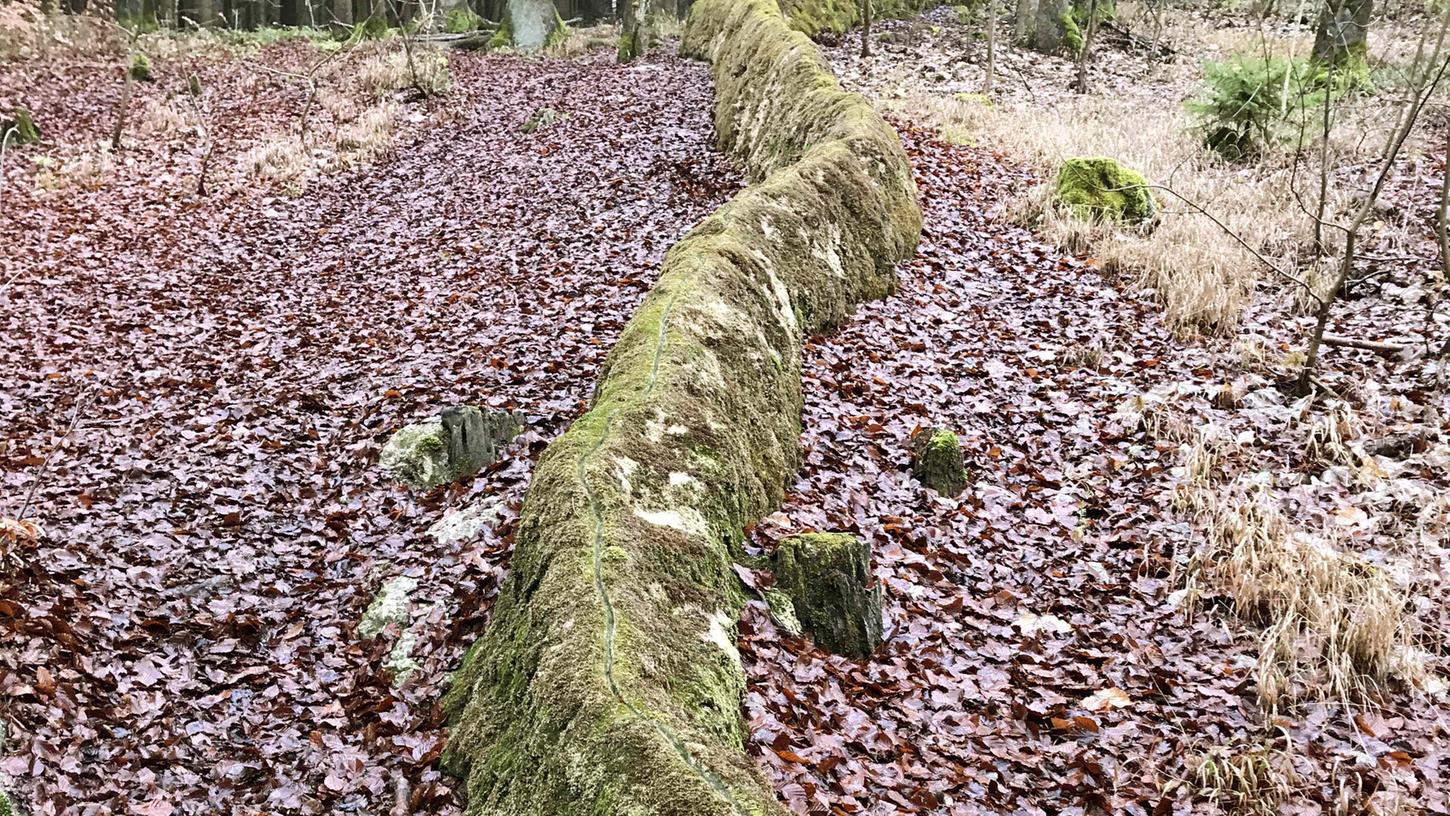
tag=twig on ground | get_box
[17,391,92,522]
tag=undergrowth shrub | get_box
[1188,54,1326,161]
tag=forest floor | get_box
[732,10,1448,816]
[0,37,739,815]
[2,11,1449,816]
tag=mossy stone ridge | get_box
[911,427,967,495]
[441,1,921,813]
[776,0,941,39]
[1054,156,1156,224]
[774,533,883,658]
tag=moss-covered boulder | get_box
[440,1,921,813]
[1,109,40,146]
[1054,157,1156,224]
[777,0,940,39]
[911,426,968,495]
[774,533,883,658]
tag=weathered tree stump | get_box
[774,532,883,659]
[911,426,968,496]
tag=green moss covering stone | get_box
[774,533,883,657]
[911,426,967,495]
[1054,156,1156,224]
[440,0,921,813]
[379,420,448,489]
[486,21,511,49]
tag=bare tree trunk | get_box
[1313,0,1372,66]
[984,0,997,94]
[1074,0,1098,93]
[860,0,872,58]
[1438,133,1450,282]
[110,63,135,150]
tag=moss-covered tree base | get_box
[440,0,921,813]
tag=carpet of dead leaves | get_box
[0,40,739,815]
[737,123,1449,816]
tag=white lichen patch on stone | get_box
[810,223,846,279]
[703,609,743,672]
[763,264,799,335]
[384,627,420,685]
[642,411,669,443]
[613,456,639,492]
[666,423,689,436]
[633,507,709,538]
[426,500,501,546]
[667,471,696,488]
[759,216,777,241]
[359,575,416,640]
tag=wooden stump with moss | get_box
[774,533,884,658]
[912,426,968,495]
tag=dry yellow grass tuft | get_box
[1188,740,1297,816]
[334,101,395,162]
[243,135,310,184]
[1190,483,1422,710]
[356,48,449,97]
[135,96,193,138]
[883,3,1435,338]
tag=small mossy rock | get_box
[774,533,883,658]
[911,427,967,495]
[0,789,15,816]
[486,22,511,49]
[1054,157,1156,224]
[379,420,448,489]
[520,106,560,133]
[129,52,151,82]
[441,405,522,481]
[380,406,522,490]
[357,15,390,38]
[1,109,40,146]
